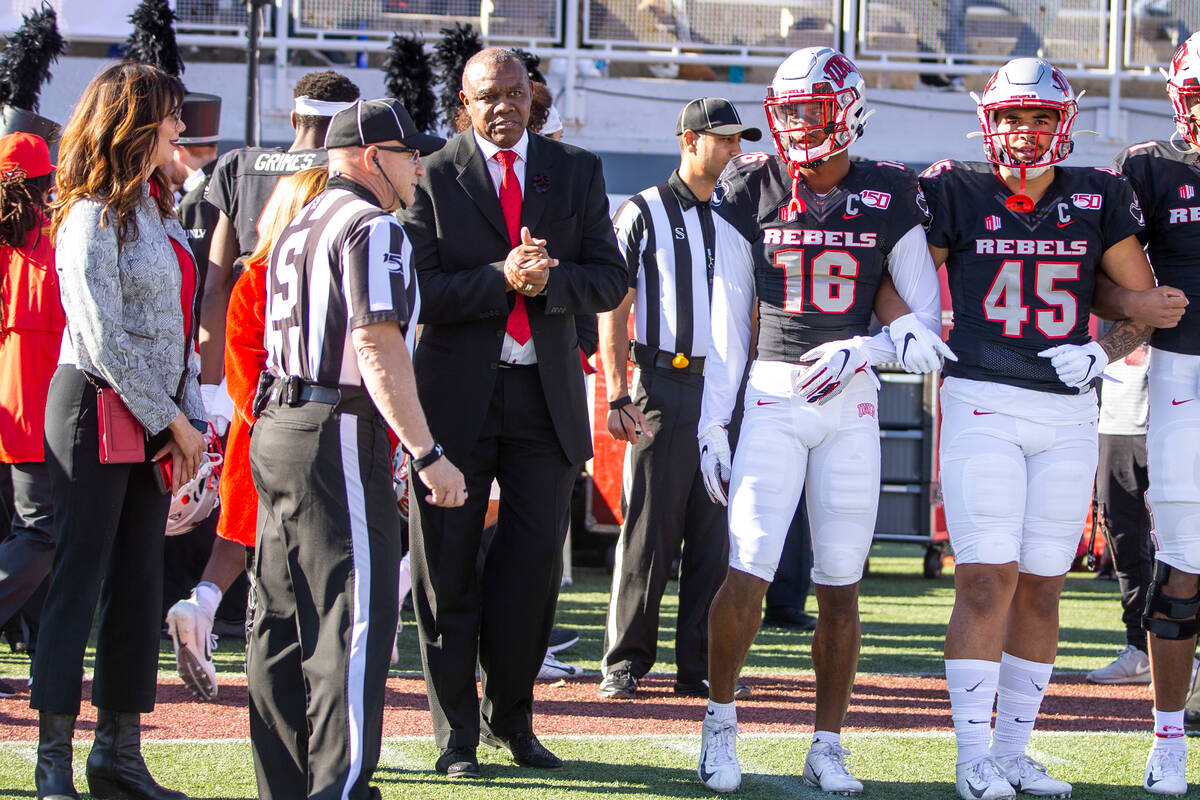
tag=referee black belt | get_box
[631,342,705,375]
[255,374,376,417]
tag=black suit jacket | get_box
[402,132,626,466]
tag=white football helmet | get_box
[975,57,1078,171]
[165,431,223,536]
[765,47,869,167]
[1166,32,1200,149]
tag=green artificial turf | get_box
[0,542,1130,682]
[0,732,1172,799]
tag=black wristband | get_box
[608,395,633,410]
[411,443,444,472]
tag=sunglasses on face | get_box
[374,145,421,164]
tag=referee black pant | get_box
[1097,433,1152,652]
[248,400,400,800]
[601,365,727,683]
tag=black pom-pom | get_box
[434,23,482,130]
[0,4,66,112]
[125,0,184,78]
[383,33,438,134]
[510,47,544,85]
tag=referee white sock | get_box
[990,651,1053,760]
[946,658,999,765]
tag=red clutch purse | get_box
[96,387,146,463]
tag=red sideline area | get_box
[0,674,1149,741]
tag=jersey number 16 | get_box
[773,249,859,314]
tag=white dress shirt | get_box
[473,129,537,365]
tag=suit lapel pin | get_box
[532,173,550,193]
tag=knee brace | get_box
[1143,561,1200,640]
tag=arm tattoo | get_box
[1098,319,1151,362]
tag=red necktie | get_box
[494,150,531,346]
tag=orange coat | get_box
[216,258,267,546]
[0,224,64,463]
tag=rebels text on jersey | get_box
[1116,141,1200,356]
[921,160,1143,394]
[205,147,327,257]
[712,153,929,362]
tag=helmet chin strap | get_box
[1005,164,1036,213]
[786,161,807,215]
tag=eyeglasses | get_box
[374,145,421,164]
[169,107,183,122]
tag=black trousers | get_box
[411,365,575,750]
[1097,433,1152,651]
[248,401,400,800]
[600,365,727,683]
[766,499,813,613]
[32,366,171,714]
[0,460,55,627]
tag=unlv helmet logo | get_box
[823,54,856,88]
[857,402,876,420]
[1181,184,1196,200]
[1173,43,1188,74]
[985,215,1001,231]
[1050,68,1070,96]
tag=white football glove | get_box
[1037,341,1109,389]
[698,425,732,506]
[795,337,878,404]
[200,381,234,437]
[886,313,958,374]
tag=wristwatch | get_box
[411,443,444,472]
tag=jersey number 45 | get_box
[983,260,1079,338]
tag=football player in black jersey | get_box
[922,57,1183,800]
[198,70,360,387]
[696,47,951,795]
[1114,32,1200,796]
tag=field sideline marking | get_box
[0,730,1148,750]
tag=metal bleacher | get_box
[159,0,1195,80]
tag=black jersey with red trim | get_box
[1115,140,1200,356]
[712,153,928,361]
[204,146,327,256]
[921,159,1144,394]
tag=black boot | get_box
[35,712,80,800]
[86,710,188,800]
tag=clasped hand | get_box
[504,226,557,296]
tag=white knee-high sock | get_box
[946,658,1000,765]
[990,651,1053,760]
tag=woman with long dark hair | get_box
[32,61,205,800]
[0,132,61,695]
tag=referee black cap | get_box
[675,98,761,141]
[325,98,446,155]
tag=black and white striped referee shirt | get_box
[612,170,716,359]
[265,176,420,386]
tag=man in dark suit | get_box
[401,48,626,779]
